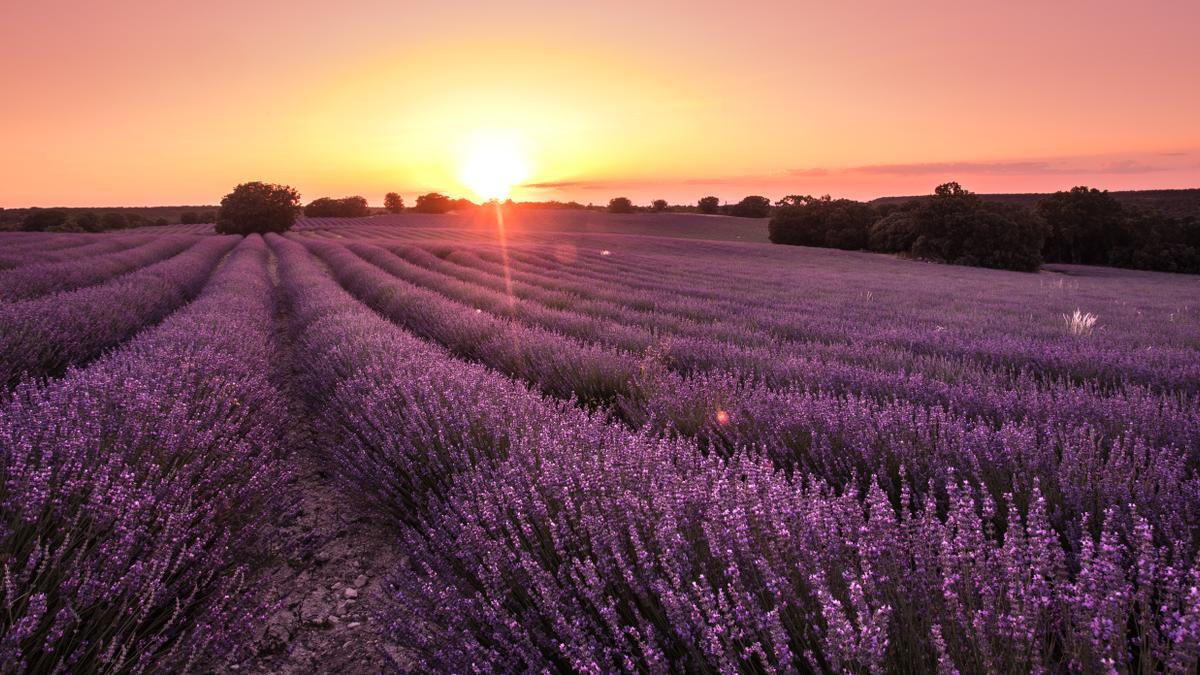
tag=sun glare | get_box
[459,132,530,201]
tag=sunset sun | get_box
[459,132,530,201]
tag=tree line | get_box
[768,183,1200,273]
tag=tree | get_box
[867,211,920,253]
[180,211,200,224]
[101,212,129,230]
[200,211,218,223]
[384,192,405,214]
[729,195,772,218]
[1036,187,1126,264]
[215,181,300,235]
[153,217,169,227]
[412,193,455,214]
[652,199,668,212]
[21,209,69,231]
[899,183,1045,272]
[73,211,102,232]
[768,195,877,250]
[608,197,634,214]
[303,196,370,218]
[698,196,721,214]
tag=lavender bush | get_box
[0,235,288,671]
[273,230,1198,671]
[0,235,198,301]
[0,236,236,387]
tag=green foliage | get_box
[1037,187,1125,264]
[903,183,1045,272]
[768,195,877,250]
[215,182,300,235]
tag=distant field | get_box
[2,217,1198,672]
[296,208,772,243]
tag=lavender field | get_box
[2,214,1199,673]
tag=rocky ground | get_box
[217,254,412,673]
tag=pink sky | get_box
[1,0,1197,206]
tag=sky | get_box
[1,0,1198,207]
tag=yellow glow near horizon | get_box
[458,132,531,201]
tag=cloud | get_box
[786,167,830,177]
[850,161,1054,176]
[1094,160,1164,174]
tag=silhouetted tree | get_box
[126,214,146,228]
[868,210,921,253]
[200,211,218,223]
[412,193,455,213]
[73,211,102,232]
[1037,187,1126,264]
[216,181,301,235]
[608,197,634,214]
[180,211,200,225]
[22,209,69,231]
[153,217,169,227]
[698,196,721,214]
[768,195,877,250]
[652,199,668,212]
[384,192,405,213]
[729,195,772,218]
[101,212,129,230]
[903,183,1045,271]
[304,196,370,218]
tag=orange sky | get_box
[1,0,1198,207]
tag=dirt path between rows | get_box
[218,251,411,673]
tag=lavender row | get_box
[0,235,198,301]
[272,236,1200,671]
[486,242,1200,390]
[0,235,288,671]
[330,240,1200,538]
[0,233,143,270]
[342,239,1199,453]
[296,236,640,407]
[0,236,237,387]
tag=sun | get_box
[458,132,531,201]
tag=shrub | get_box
[651,199,668,212]
[384,192,405,213]
[180,211,200,224]
[412,193,455,214]
[729,195,771,218]
[20,209,68,232]
[768,195,877,250]
[215,181,300,235]
[73,211,102,232]
[101,212,129,230]
[608,197,634,214]
[303,196,370,218]
[200,210,218,223]
[698,196,720,214]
